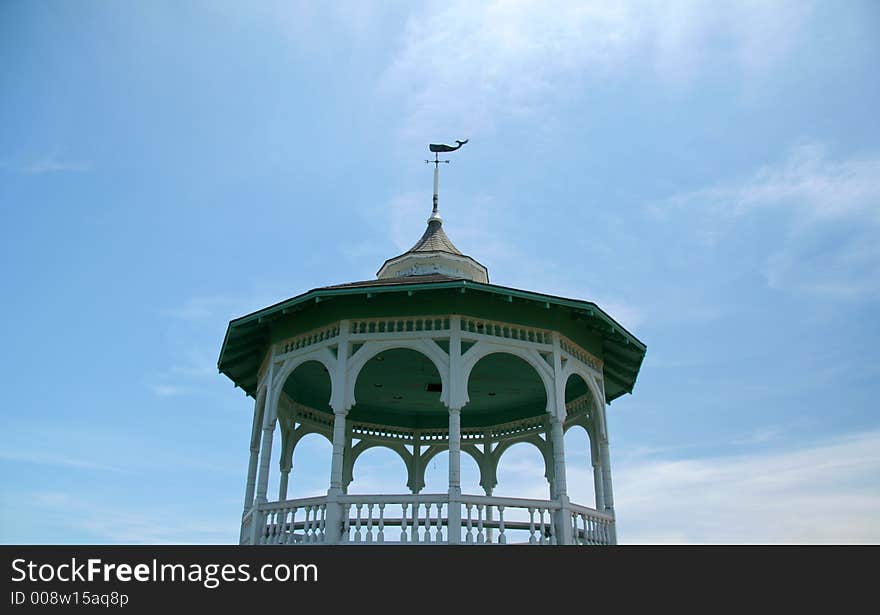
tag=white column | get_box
[550,333,572,544]
[325,320,350,544]
[447,407,462,544]
[549,417,568,499]
[410,433,422,494]
[278,467,290,501]
[329,409,348,494]
[594,392,617,544]
[242,392,264,513]
[593,461,605,511]
[254,416,277,504]
[342,422,353,495]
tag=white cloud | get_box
[380,0,810,138]
[151,384,191,398]
[614,429,880,544]
[653,143,880,299]
[21,156,92,174]
[17,491,233,544]
[492,428,880,543]
[0,451,122,473]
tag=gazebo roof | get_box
[218,276,646,404]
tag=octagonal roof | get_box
[218,275,646,404]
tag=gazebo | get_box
[219,148,646,545]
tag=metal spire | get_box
[425,139,468,223]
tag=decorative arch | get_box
[461,341,555,413]
[344,440,413,492]
[269,347,338,417]
[563,422,598,465]
[560,362,605,432]
[492,436,553,498]
[279,423,332,472]
[346,339,450,410]
[417,443,484,494]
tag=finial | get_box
[425,139,468,224]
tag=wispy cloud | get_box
[380,0,809,139]
[488,428,880,543]
[651,143,880,300]
[0,450,123,473]
[614,429,880,544]
[16,491,234,544]
[21,156,92,174]
[150,384,192,398]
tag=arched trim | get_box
[416,443,483,493]
[345,440,412,491]
[493,434,553,483]
[560,363,605,436]
[346,340,450,410]
[269,347,338,419]
[461,341,555,413]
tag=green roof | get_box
[218,276,646,405]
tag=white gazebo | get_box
[219,146,646,545]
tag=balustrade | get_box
[246,494,613,545]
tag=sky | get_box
[1,1,878,544]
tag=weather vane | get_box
[425,139,468,221]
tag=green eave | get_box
[218,278,647,404]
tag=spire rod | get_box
[426,139,468,224]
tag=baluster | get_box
[497,506,506,544]
[312,505,320,543]
[435,503,443,542]
[283,507,295,545]
[263,509,273,545]
[293,507,301,544]
[476,504,485,544]
[537,509,546,545]
[378,503,385,543]
[366,503,374,543]
[306,505,315,543]
[354,504,363,542]
[528,508,537,545]
[401,503,408,543]
[319,504,326,542]
[411,500,419,543]
[548,509,557,545]
[465,504,474,543]
[274,508,285,544]
[423,503,431,543]
[342,504,352,543]
[585,515,591,545]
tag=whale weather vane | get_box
[425,139,468,221]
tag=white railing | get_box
[245,494,614,545]
[460,495,559,545]
[240,507,254,545]
[257,496,327,545]
[568,502,615,545]
[340,494,449,543]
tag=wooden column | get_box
[242,391,264,513]
[447,407,462,544]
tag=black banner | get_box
[0,546,871,612]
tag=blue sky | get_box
[1,1,878,544]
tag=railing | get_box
[240,507,254,545]
[244,494,614,545]
[460,495,559,545]
[256,496,327,545]
[340,494,449,543]
[569,502,615,545]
